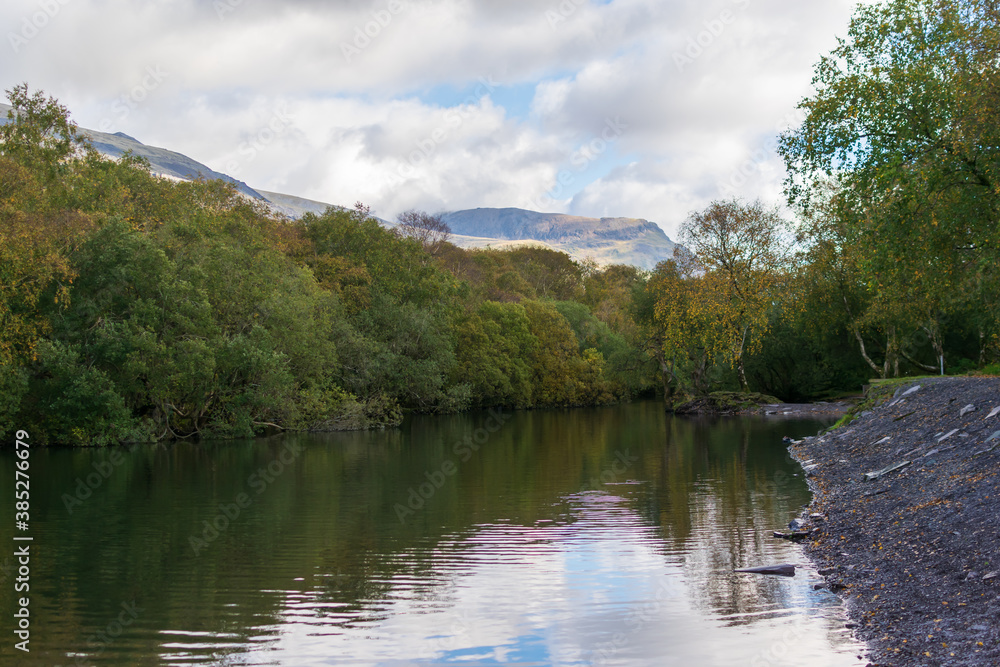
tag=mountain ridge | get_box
[0,102,264,201]
[440,208,676,270]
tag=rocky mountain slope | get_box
[440,208,676,270]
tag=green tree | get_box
[779,0,1000,372]
[1,83,87,183]
[506,247,585,301]
[452,301,535,407]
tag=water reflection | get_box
[0,402,864,666]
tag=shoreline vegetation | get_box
[3,2,1000,448]
[0,89,871,448]
[788,376,1000,666]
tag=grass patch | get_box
[976,363,1000,377]
[826,376,934,432]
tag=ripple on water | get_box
[0,406,865,666]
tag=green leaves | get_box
[780,0,1000,378]
[0,85,734,442]
[0,83,87,183]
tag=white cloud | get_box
[0,0,862,231]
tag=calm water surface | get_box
[0,401,866,666]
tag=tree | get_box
[395,209,451,255]
[452,301,535,407]
[680,199,788,391]
[792,180,899,377]
[582,263,646,336]
[779,0,1000,374]
[522,300,615,406]
[302,204,455,309]
[648,256,718,399]
[778,0,990,209]
[1,83,88,182]
[506,247,585,301]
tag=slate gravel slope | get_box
[789,377,1000,667]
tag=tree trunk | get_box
[922,321,945,375]
[851,323,883,378]
[884,327,900,378]
[691,349,710,395]
[900,348,938,373]
[659,358,675,406]
[737,354,749,392]
[842,295,883,378]
[736,326,749,392]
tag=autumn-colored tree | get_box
[646,252,723,399]
[582,263,645,336]
[680,199,788,391]
[0,86,100,437]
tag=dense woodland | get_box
[2,0,999,445]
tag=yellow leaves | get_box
[0,208,93,364]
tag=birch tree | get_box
[680,199,788,391]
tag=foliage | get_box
[506,247,585,301]
[677,199,789,391]
[523,300,616,406]
[395,209,451,255]
[452,302,535,408]
[8,52,1000,444]
[1,83,86,182]
[779,0,1000,377]
[0,81,660,446]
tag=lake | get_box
[0,400,865,666]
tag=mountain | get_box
[442,208,676,270]
[82,129,268,201]
[256,190,339,219]
[0,102,265,200]
[1,103,677,269]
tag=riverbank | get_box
[788,377,1000,666]
[673,390,855,416]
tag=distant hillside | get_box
[0,103,264,200]
[1,103,676,269]
[82,129,268,201]
[441,208,677,270]
[257,190,339,219]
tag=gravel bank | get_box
[788,377,1000,667]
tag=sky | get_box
[1,0,866,239]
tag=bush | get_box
[25,340,144,446]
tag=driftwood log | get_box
[773,530,812,540]
[734,564,796,577]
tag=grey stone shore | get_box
[788,377,1000,667]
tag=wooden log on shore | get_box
[772,531,811,540]
[734,564,796,577]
